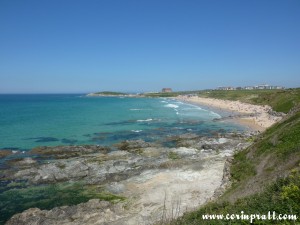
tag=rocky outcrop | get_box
[267,109,286,117]
[6,199,126,225]
[2,134,253,225]
[0,150,14,159]
[209,156,233,201]
[30,145,110,159]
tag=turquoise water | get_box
[0,94,244,150]
[0,94,246,224]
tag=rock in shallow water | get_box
[0,150,14,159]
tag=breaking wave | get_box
[137,118,153,122]
[165,104,179,108]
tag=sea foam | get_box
[137,118,153,122]
[165,104,179,108]
[130,108,151,111]
[210,111,221,118]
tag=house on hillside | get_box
[255,84,271,89]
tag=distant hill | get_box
[87,91,128,96]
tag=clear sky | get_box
[0,0,299,93]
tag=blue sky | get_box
[0,0,299,93]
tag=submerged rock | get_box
[8,157,37,166]
[0,150,14,159]
[114,139,158,152]
[29,145,110,159]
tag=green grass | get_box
[168,151,181,160]
[197,88,300,113]
[227,111,300,188]
[252,111,300,158]
[230,150,256,182]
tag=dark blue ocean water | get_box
[0,94,244,150]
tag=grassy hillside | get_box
[166,90,300,224]
[197,88,300,113]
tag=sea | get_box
[0,94,245,151]
[0,94,247,224]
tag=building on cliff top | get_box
[162,88,172,93]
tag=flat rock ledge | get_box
[6,199,126,225]
[2,133,254,225]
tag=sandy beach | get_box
[176,95,284,131]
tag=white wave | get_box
[176,112,179,115]
[181,107,205,111]
[210,111,221,118]
[131,130,143,133]
[165,104,179,108]
[160,100,168,103]
[179,102,207,111]
[137,118,153,122]
[130,108,151,111]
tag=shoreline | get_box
[1,96,269,224]
[176,95,284,132]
